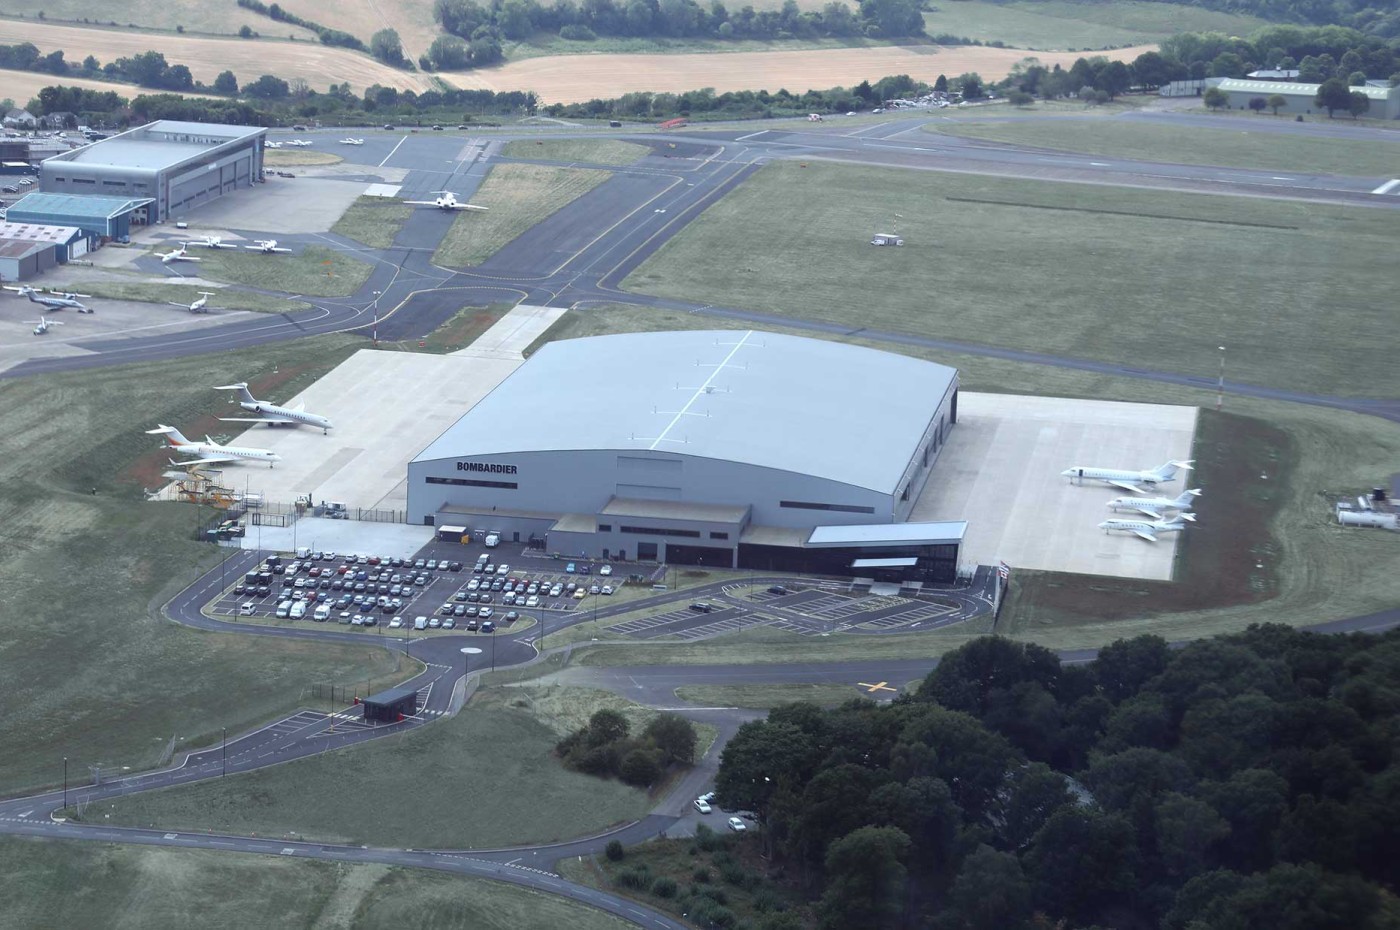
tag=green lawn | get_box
[331,195,414,249]
[530,304,1400,653]
[504,32,899,61]
[921,0,1265,48]
[0,335,410,795]
[80,280,311,314]
[676,683,872,708]
[934,117,1400,177]
[501,138,650,166]
[191,245,372,297]
[624,161,1397,398]
[93,686,653,848]
[0,837,632,930]
[434,163,611,268]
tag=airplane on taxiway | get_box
[159,245,202,264]
[28,316,61,335]
[1106,488,1202,520]
[1062,460,1193,493]
[4,285,93,312]
[188,235,237,250]
[146,424,281,468]
[213,382,333,433]
[402,191,488,212]
[1098,514,1193,542]
[169,292,215,314]
[244,239,293,254]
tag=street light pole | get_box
[222,727,227,777]
[1216,345,1226,411]
[62,756,67,812]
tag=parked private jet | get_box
[1062,460,1193,493]
[339,138,364,145]
[244,239,293,254]
[169,292,215,313]
[1106,489,1202,520]
[146,424,280,468]
[159,245,202,264]
[402,191,488,212]
[213,382,333,433]
[1098,515,1192,542]
[4,285,93,312]
[28,316,61,335]
[265,141,284,149]
[189,235,236,250]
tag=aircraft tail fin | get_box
[213,382,257,404]
[147,424,192,446]
[1175,489,1203,508]
[1152,460,1194,481]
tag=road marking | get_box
[281,847,297,855]
[378,136,407,168]
[1371,178,1400,195]
[17,810,33,818]
[1090,162,1111,167]
[1272,176,1294,181]
[858,681,898,694]
[164,833,179,840]
[735,129,768,141]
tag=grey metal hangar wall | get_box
[406,330,960,564]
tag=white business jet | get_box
[189,235,237,250]
[1061,460,1193,493]
[213,382,333,433]
[146,424,280,468]
[1106,488,1202,520]
[402,191,488,212]
[159,244,202,264]
[169,291,215,313]
[1098,514,1192,542]
[339,138,364,145]
[244,239,293,254]
[4,285,93,312]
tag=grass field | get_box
[624,161,1397,398]
[79,281,311,313]
[433,164,611,268]
[93,686,652,848]
[331,195,413,249]
[443,44,1152,103]
[526,304,1400,656]
[264,149,343,167]
[675,683,871,708]
[921,0,1265,49]
[0,3,317,39]
[501,138,650,166]
[0,335,416,794]
[191,245,371,298]
[934,117,1400,176]
[0,19,433,93]
[0,67,219,103]
[0,837,633,930]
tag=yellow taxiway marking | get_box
[858,681,897,694]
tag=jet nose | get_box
[269,453,282,461]
[1060,469,1075,477]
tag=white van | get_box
[413,615,428,630]
[239,602,257,616]
[275,600,293,618]
[313,604,331,621]
[484,532,500,548]
[290,601,307,619]
[296,547,312,559]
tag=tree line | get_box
[1130,0,1400,38]
[714,626,1400,929]
[556,708,699,788]
[233,0,367,51]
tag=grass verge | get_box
[330,196,413,249]
[0,837,632,930]
[264,149,344,167]
[501,138,650,165]
[920,0,1267,48]
[933,117,1400,177]
[623,161,1397,398]
[374,303,511,353]
[189,245,372,298]
[675,683,871,709]
[91,686,654,848]
[433,163,611,268]
[0,334,413,794]
[79,280,311,313]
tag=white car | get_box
[599,564,613,576]
[389,616,404,629]
[601,585,614,595]
[526,595,540,608]
[727,816,747,832]
[694,799,712,814]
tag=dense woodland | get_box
[714,627,1400,930]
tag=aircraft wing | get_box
[1126,504,1164,519]
[1131,529,1159,542]
[219,415,297,425]
[1108,480,1146,493]
[402,200,438,206]
[452,203,488,211]
[169,454,235,467]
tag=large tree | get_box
[370,28,406,66]
[817,826,912,930]
[1315,77,1352,116]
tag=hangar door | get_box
[664,543,734,569]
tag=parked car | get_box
[727,817,747,832]
[694,799,712,814]
[599,565,613,576]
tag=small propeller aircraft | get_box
[28,316,62,335]
[402,191,488,212]
[159,244,203,264]
[4,285,93,312]
[169,291,215,313]
[189,235,237,250]
[244,239,293,254]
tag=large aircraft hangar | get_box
[39,120,266,223]
[408,330,966,582]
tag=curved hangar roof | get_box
[413,330,957,493]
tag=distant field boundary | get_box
[944,196,1300,230]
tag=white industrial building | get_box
[408,330,965,581]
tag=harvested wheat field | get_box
[0,21,435,93]
[446,43,1155,102]
[0,68,219,102]
[270,0,442,61]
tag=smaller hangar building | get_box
[39,120,266,222]
[409,330,965,581]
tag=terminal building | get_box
[38,120,266,222]
[408,331,966,582]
